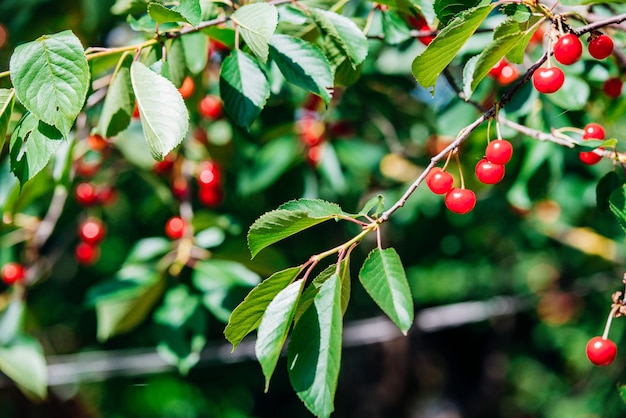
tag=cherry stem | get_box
[455,153,465,189]
[602,304,620,340]
[442,149,454,171]
[495,106,503,141]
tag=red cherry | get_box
[532,67,565,94]
[152,154,176,175]
[583,123,605,140]
[407,14,434,46]
[171,177,190,200]
[198,95,223,120]
[603,77,623,98]
[475,158,505,184]
[75,242,100,266]
[198,185,223,207]
[588,35,614,60]
[488,59,506,77]
[79,218,106,245]
[87,134,109,151]
[197,161,221,188]
[426,167,454,194]
[178,76,195,100]
[132,103,140,119]
[586,336,617,366]
[579,150,603,165]
[496,64,519,86]
[97,186,118,207]
[165,216,186,240]
[485,139,513,165]
[74,155,101,178]
[445,188,476,214]
[1,263,26,285]
[306,144,324,167]
[74,182,99,206]
[297,116,325,147]
[553,33,583,65]
[529,26,544,45]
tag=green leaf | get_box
[97,52,135,138]
[148,2,187,24]
[111,0,151,15]
[412,5,494,93]
[256,279,305,391]
[597,171,621,212]
[505,16,543,64]
[220,50,270,128]
[288,273,342,418]
[166,39,187,87]
[238,135,300,196]
[609,185,626,235]
[0,335,48,399]
[309,8,368,68]
[358,248,414,334]
[86,267,166,341]
[0,89,15,152]
[0,299,24,345]
[294,264,337,323]
[131,61,189,160]
[465,26,525,97]
[192,259,261,323]
[434,0,482,27]
[231,3,278,63]
[182,32,209,74]
[248,199,344,257]
[9,30,90,138]
[225,266,301,350]
[124,237,171,264]
[269,35,333,104]
[153,285,206,375]
[9,113,63,187]
[381,10,412,45]
[175,0,202,26]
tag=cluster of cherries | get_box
[426,138,513,214]
[155,157,224,208]
[75,218,106,266]
[533,32,614,94]
[578,122,606,165]
[0,262,26,286]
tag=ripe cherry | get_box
[198,95,223,120]
[445,188,476,214]
[87,134,109,151]
[583,123,606,140]
[553,33,583,65]
[75,242,100,266]
[486,139,513,165]
[532,67,565,94]
[165,216,186,240]
[488,59,506,78]
[178,76,195,99]
[132,103,140,119]
[297,116,325,147]
[426,167,454,194]
[306,145,324,167]
[1,262,26,285]
[171,177,190,200]
[198,185,223,207]
[496,64,519,86]
[588,35,614,60]
[97,186,118,207]
[79,218,106,245]
[197,161,221,188]
[603,77,623,98]
[152,154,175,175]
[579,151,603,165]
[475,158,505,184]
[74,182,99,206]
[586,336,617,366]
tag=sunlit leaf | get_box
[288,273,342,418]
[0,89,15,152]
[220,50,270,128]
[248,199,345,257]
[309,8,368,68]
[131,61,189,160]
[359,248,414,334]
[9,113,63,187]
[9,30,90,137]
[412,5,494,93]
[256,279,305,391]
[225,266,301,350]
[97,52,135,138]
[0,335,47,400]
[231,3,278,63]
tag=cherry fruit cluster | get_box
[579,123,606,165]
[533,32,614,95]
[75,218,106,266]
